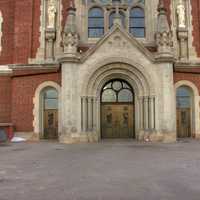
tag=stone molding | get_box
[175,80,200,137]
[33,81,61,139]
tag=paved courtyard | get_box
[1,140,200,200]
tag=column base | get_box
[137,130,177,143]
[59,132,99,144]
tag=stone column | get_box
[149,96,155,130]
[88,97,93,131]
[144,97,149,131]
[82,96,88,132]
[161,63,176,142]
[45,29,56,61]
[139,97,144,130]
[93,97,97,131]
[177,30,188,61]
[60,62,81,143]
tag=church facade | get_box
[0,0,200,143]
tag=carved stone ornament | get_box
[63,32,79,55]
[0,11,3,53]
[47,0,57,29]
[176,0,186,29]
[62,4,79,56]
[155,0,174,58]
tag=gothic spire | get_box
[62,1,79,56]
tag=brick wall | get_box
[13,0,40,64]
[0,0,14,64]
[0,76,11,122]
[191,0,200,57]
[11,72,61,132]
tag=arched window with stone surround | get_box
[129,7,145,38]
[88,7,104,38]
[176,86,193,138]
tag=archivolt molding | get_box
[175,80,200,135]
[33,81,61,136]
[81,57,156,97]
[175,80,199,96]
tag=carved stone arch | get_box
[81,57,155,96]
[86,66,147,97]
[175,80,200,138]
[33,81,61,139]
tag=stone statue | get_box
[0,11,3,53]
[47,0,57,29]
[176,0,186,28]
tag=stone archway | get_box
[33,81,61,140]
[80,62,156,141]
[175,80,200,139]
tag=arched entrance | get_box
[41,87,58,139]
[176,86,192,138]
[101,79,135,139]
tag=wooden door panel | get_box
[101,104,134,139]
[44,109,58,139]
[177,108,191,138]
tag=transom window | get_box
[43,88,58,110]
[176,86,192,108]
[101,80,134,103]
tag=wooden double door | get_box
[101,104,134,139]
[176,108,191,138]
[44,109,58,139]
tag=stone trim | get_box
[33,0,63,63]
[170,0,198,61]
[33,81,61,139]
[175,80,200,137]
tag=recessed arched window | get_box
[109,11,126,29]
[88,7,104,38]
[129,7,145,38]
[42,87,58,139]
[101,80,134,103]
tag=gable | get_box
[81,25,155,63]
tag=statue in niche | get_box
[0,11,3,53]
[47,0,57,29]
[176,0,186,28]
